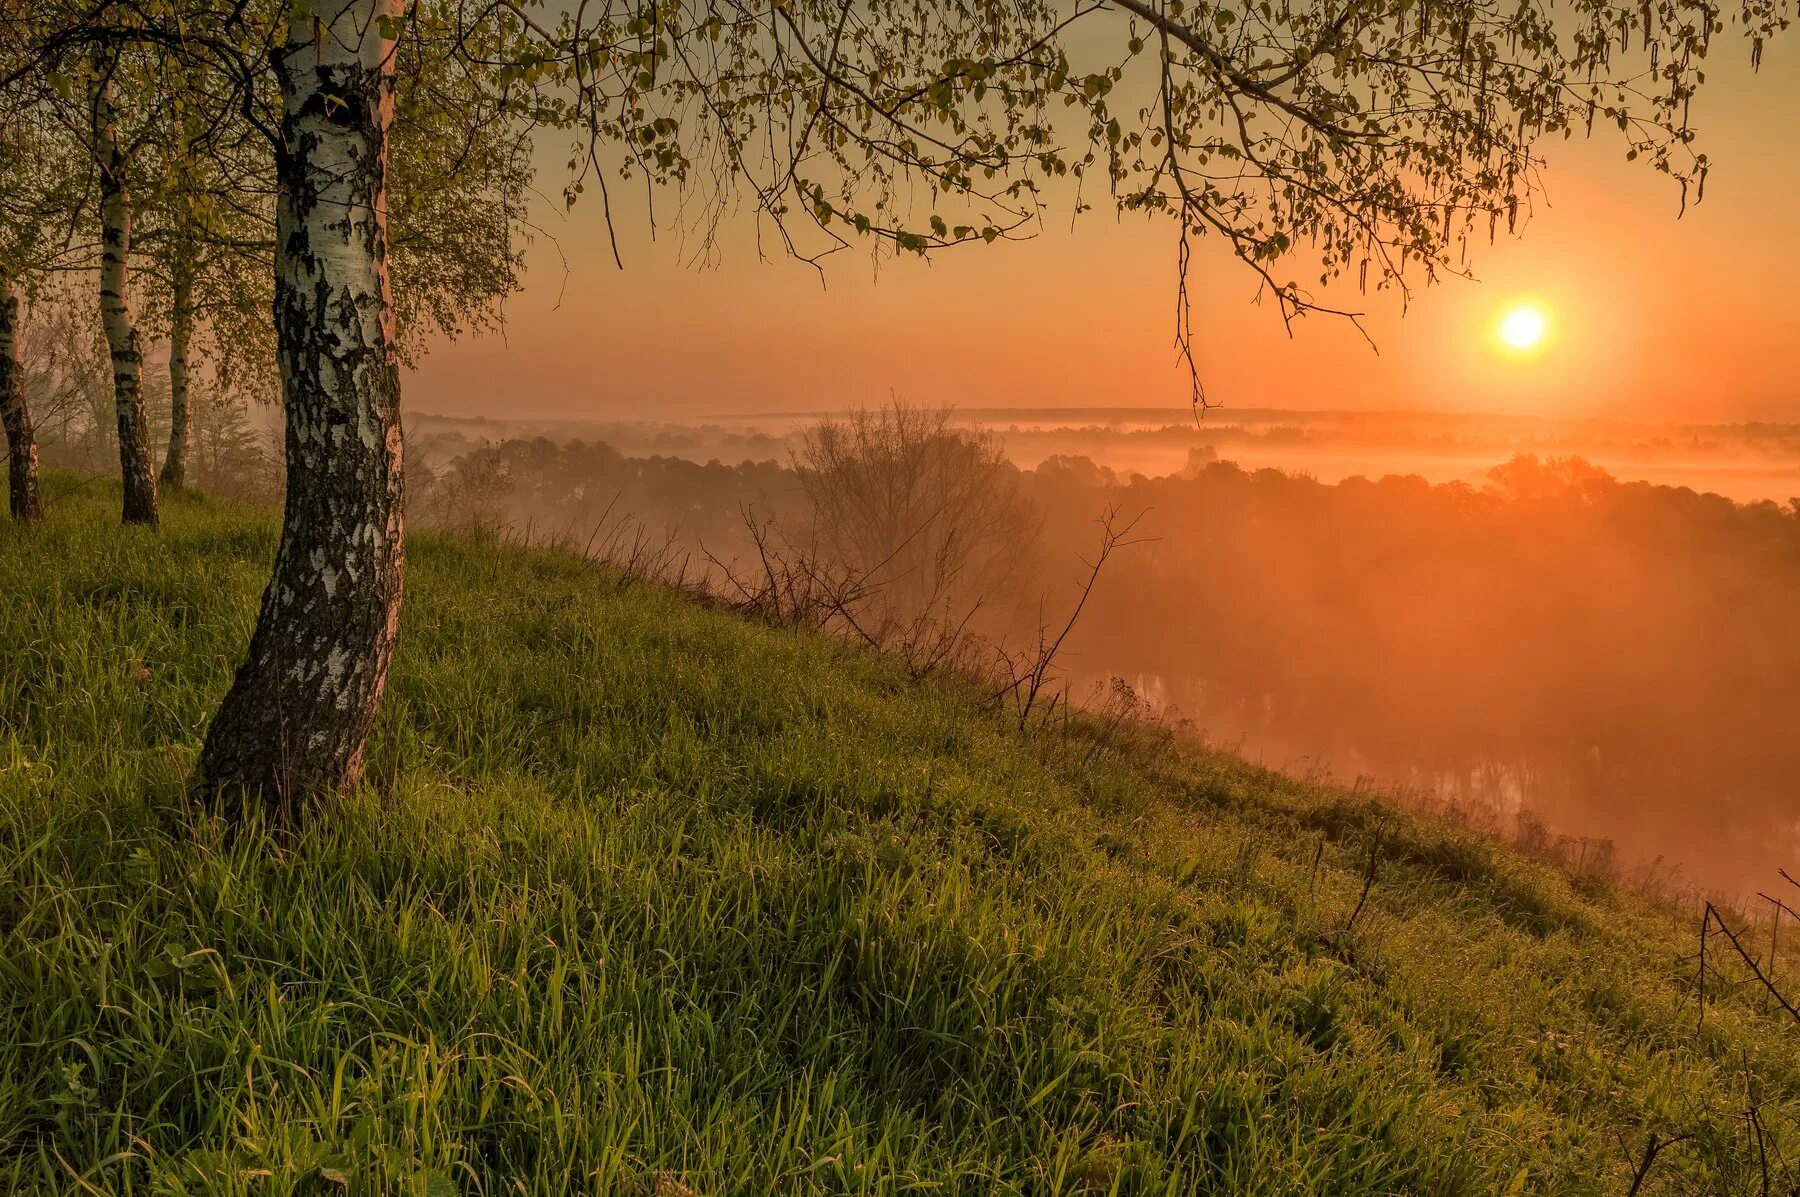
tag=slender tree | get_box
[0,71,44,522]
[89,55,158,525]
[0,278,36,521]
[155,97,209,490]
[0,56,91,523]
[158,213,194,488]
[148,112,259,493]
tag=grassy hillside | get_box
[2,477,1796,1195]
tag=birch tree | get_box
[9,27,176,526]
[191,0,406,800]
[86,54,162,524]
[155,106,206,489]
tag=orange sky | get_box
[407,41,1800,425]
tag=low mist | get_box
[400,403,1800,895]
[1031,453,1800,893]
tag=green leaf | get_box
[412,1167,458,1197]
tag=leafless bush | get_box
[706,506,865,628]
[794,399,1036,640]
[683,400,1041,679]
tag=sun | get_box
[1495,302,1552,355]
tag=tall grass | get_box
[2,475,1796,1195]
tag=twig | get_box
[1706,902,1800,1030]
[1334,820,1386,946]
[1625,1131,1695,1197]
[1744,1049,1772,1197]
[1698,904,1711,1032]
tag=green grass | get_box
[2,475,1796,1195]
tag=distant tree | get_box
[194,389,275,494]
[156,192,196,490]
[146,60,239,492]
[1039,455,1123,489]
[84,47,168,525]
[11,283,110,469]
[0,51,91,522]
[7,0,1785,810]
[0,283,28,521]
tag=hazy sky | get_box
[406,31,1800,425]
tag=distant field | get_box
[4,477,1799,1194]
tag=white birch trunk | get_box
[93,74,158,526]
[197,0,406,808]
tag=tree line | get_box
[1,0,1786,816]
[418,423,1800,891]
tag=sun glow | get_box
[1496,302,1552,355]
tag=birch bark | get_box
[93,73,158,527]
[197,0,406,808]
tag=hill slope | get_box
[2,480,1796,1195]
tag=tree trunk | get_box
[196,0,405,812]
[93,74,158,527]
[0,278,44,522]
[159,245,193,490]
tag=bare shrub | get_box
[699,400,1041,676]
[707,507,868,628]
[1695,881,1800,1033]
[794,400,1037,642]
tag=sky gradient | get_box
[406,38,1800,425]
